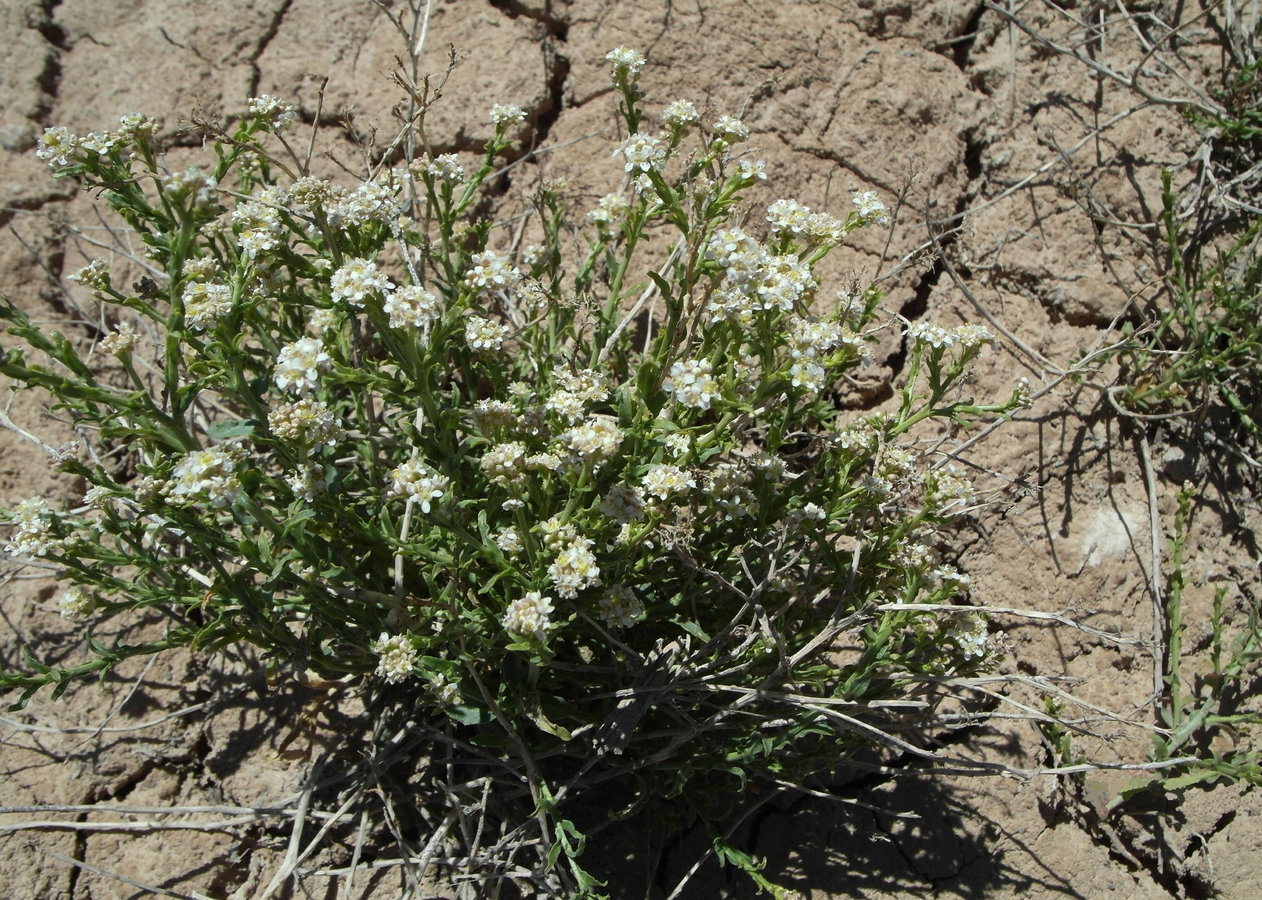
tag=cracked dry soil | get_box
[2,1,1261,897]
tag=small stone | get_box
[0,125,35,152]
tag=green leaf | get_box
[206,418,257,439]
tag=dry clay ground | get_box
[1,0,1261,897]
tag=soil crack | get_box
[249,0,296,96]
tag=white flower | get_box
[233,189,287,259]
[561,416,623,464]
[464,251,521,293]
[83,485,116,510]
[464,316,509,352]
[371,633,418,683]
[503,590,554,639]
[274,336,332,395]
[116,112,158,143]
[59,586,94,620]
[947,613,989,660]
[547,538,600,599]
[706,226,765,279]
[906,321,953,349]
[663,358,721,410]
[663,99,699,129]
[537,515,577,551]
[327,179,400,229]
[767,198,812,236]
[736,158,767,182]
[713,115,749,142]
[162,167,218,207]
[286,462,325,502]
[69,259,111,291]
[382,284,440,331]
[330,257,391,309]
[98,322,139,357]
[599,585,644,629]
[490,103,525,126]
[268,398,344,445]
[481,441,528,486]
[182,281,234,331]
[641,464,695,501]
[786,315,844,359]
[755,254,815,311]
[494,526,523,557]
[618,132,666,174]
[927,465,976,515]
[662,432,691,456]
[417,153,464,182]
[600,484,644,523]
[472,399,516,431]
[606,46,646,81]
[79,131,118,159]
[852,189,889,226]
[954,323,995,351]
[247,94,297,131]
[702,461,756,520]
[588,192,630,230]
[165,444,246,510]
[309,307,337,331]
[542,391,580,423]
[288,176,333,211]
[789,359,826,391]
[428,673,461,705]
[387,456,449,513]
[36,127,80,168]
[4,497,57,558]
[555,367,609,402]
[806,211,845,245]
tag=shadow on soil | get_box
[582,771,1089,899]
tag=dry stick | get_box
[1137,431,1166,705]
[918,673,1163,733]
[928,225,1058,375]
[986,1,1223,116]
[0,803,313,818]
[926,318,1134,473]
[253,768,316,900]
[265,788,365,897]
[0,408,69,458]
[928,99,1160,233]
[872,601,1149,647]
[598,239,686,365]
[0,816,281,835]
[373,754,427,896]
[340,809,372,900]
[44,849,212,900]
[410,808,458,890]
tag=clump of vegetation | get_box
[2,43,1029,895]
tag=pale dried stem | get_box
[44,849,212,900]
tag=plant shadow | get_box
[579,769,1089,900]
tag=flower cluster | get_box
[164,444,246,510]
[372,633,418,683]
[247,94,297,132]
[503,591,554,639]
[4,498,57,558]
[606,46,646,81]
[274,337,333,395]
[387,457,449,513]
[331,257,392,308]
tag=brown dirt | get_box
[2,1,1259,897]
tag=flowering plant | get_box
[3,46,1027,894]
